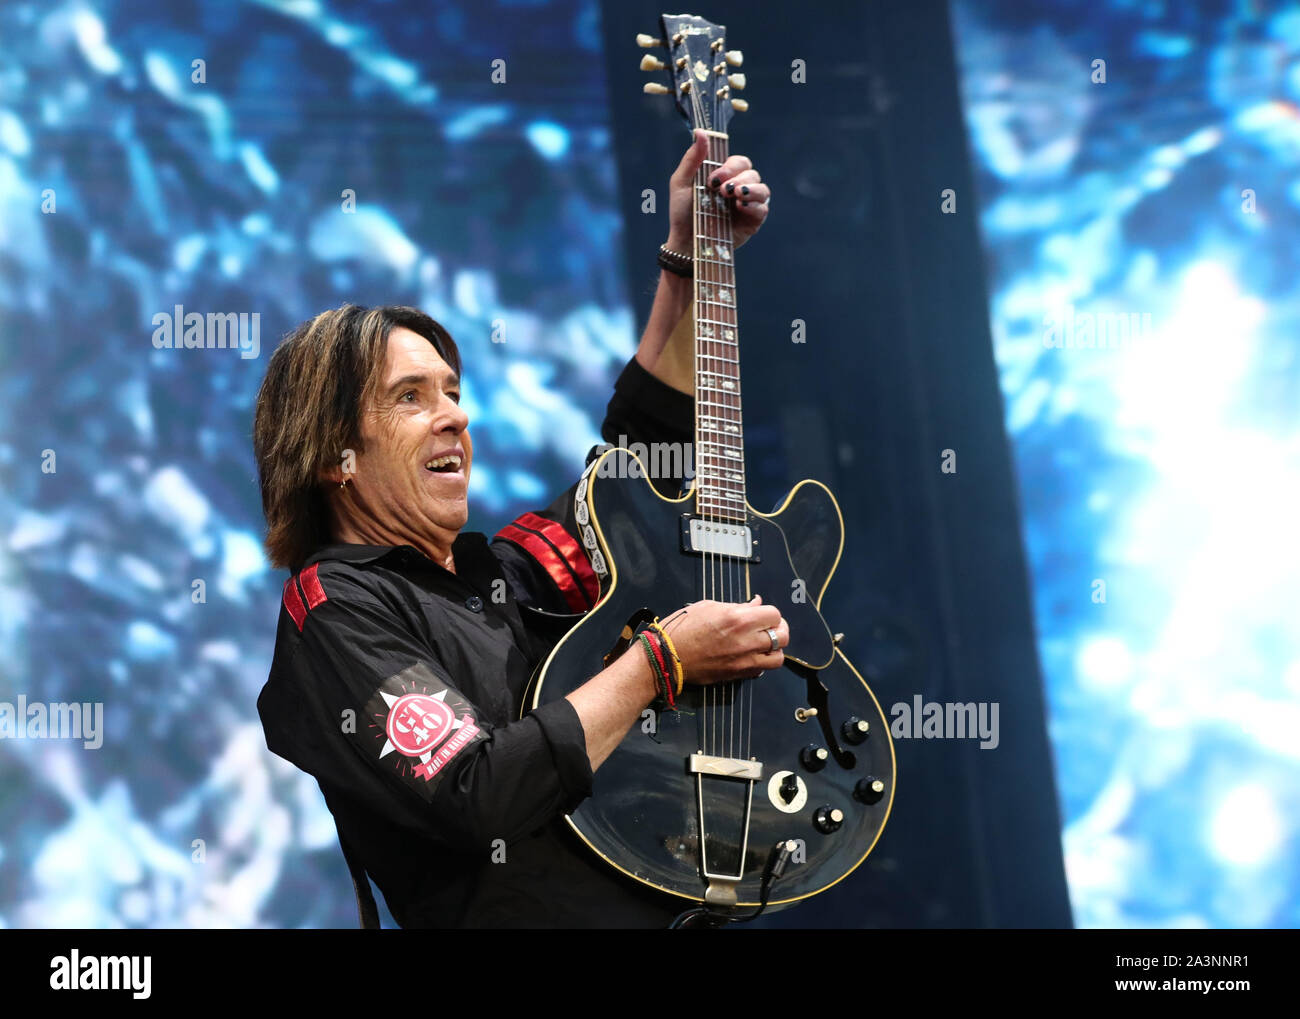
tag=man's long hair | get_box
[253,304,461,572]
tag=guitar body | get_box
[528,447,895,908]
[524,11,894,913]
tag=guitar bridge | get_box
[688,753,763,780]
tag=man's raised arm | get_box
[633,128,771,395]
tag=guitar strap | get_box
[337,826,381,929]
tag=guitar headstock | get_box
[637,13,746,135]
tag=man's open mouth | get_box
[424,455,463,473]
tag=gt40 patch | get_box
[363,662,486,796]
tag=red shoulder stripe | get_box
[516,511,600,606]
[282,577,307,631]
[496,523,591,613]
[299,563,328,609]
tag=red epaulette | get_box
[494,511,599,613]
[282,563,328,632]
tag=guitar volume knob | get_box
[841,717,870,744]
[813,806,844,834]
[854,777,886,804]
[799,744,829,772]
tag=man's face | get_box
[343,327,472,552]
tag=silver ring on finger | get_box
[766,627,779,652]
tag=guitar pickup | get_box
[680,515,759,561]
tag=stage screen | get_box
[0,0,1294,928]
[953,0,1300,927]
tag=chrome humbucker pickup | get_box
[679,515,760,561]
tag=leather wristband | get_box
[657,243,693,278]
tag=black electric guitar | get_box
[528,12,894,912]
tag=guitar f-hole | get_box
[786,659,856,769]
[602,607,658,669]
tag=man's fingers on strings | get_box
[709,154,756,190]
[722,171,765,198]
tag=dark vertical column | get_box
[600,0,1071,928]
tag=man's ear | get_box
[319,463,344,486]
[319,447,359,485]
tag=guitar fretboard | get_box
[693,135,746,523]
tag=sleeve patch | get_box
[361,662,487,798]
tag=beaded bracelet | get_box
[650,630,677,710]
[647,620,684,697]
[657,243,693,279]
[637,631,676,710]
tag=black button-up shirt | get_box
[257,357,692,928]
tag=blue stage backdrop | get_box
[0,0,1296,928]
[952,0,1300,927]
[0,0,634,928]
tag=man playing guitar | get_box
[253,130,780,927]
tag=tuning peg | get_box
[637,33,664,48]
[640,55,665,71]
[643,82,671,95]
[728,73,746,90]
[730,98,749,112]
[726,50,744,66]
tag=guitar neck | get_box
[693,133,747,523]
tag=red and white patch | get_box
[383,692,457,758]
[411,716,481,781]
[363,663,488,794]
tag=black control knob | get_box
[854,777,886,804]
[841,717,870,744]
[813,805,844,834]
[799,744,829,771]
[779,773,800,804]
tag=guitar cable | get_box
[668,839,797,929]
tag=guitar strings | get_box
[707,102,747,765]
[686,77,749,765]
[687,79,714,761]
[686,78,708,759]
